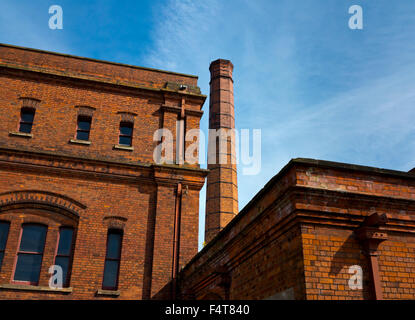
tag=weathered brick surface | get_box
[0,44,207,299]
[171,159,415,300]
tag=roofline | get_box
[0,42,199,79]
[0,62,207,100]
[183,158,415,271]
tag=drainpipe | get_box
[355,212,388,300]
[172,183,183,299]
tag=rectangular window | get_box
[102,229,123,290]
[19,108,36,134]
[119,122,133,146]
[14,224,47,285]
[54,227,74,287]
[76,115,92,141]
[0,221,10,271]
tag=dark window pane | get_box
[14,253,42,283]
[106,233,122,259]
[120,124,133,136]
[119,136,132,146]
[103,260,119,289]
[21,110,35,123]
[0,222,10,250]
[76,131,89,141]
[19,225,47,253]
[19,123,33,133]
[57,228,73,256]
[55,256,69,284]
[0,252,3,270]
[78,119,91,131]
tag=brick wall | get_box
[0,44,207,299]
[171,159,415,300]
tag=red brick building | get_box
[0,44,414,301]
[173,158,415,300]
[158,57,415,301]
[0,43,207,299]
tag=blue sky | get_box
[1,0,415,249]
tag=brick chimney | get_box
[205,59,239,243]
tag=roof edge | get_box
[0,43,199,79]
[183,157,415,272]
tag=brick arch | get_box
[103,215,128,230]
[0,190,86,220]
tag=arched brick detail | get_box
[103,215,128,230]
[75,105,96,117]
[19,97,41,108]
[0,190,86,220]
[117,111,137,123]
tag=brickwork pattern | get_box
[205,59,238,243]
[0,44,207,299]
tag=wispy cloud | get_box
[3,0,413,250]
[144,0,415,249]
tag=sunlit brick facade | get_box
[170,160,415,300]
[0,43,207,299]
[1,43,415,301]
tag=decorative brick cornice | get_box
[0,146,208,189]
[0,63,207,101]
[180,184,415,292]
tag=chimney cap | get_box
[209,59,234,71]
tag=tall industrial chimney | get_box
[205,59,239,243]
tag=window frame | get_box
[18,107,36,134]
[75,115,92,141]
[53,226,75,288]
[0,221,10,272]
[102,229,123,291]
[12,223,48,286]
[118,121,134,147]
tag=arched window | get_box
[13,224,48,285]
[54,227,75,287]
[102,229,123,290]
[0,221,10,271]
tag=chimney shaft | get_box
[205,59,239,243]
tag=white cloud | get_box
[143,0,415,249]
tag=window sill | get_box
[69,138,91,145]
[113,144,134,151]
[9,131,33,138]
[96,289,120,297]
[0,283,72,294]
